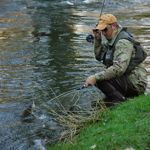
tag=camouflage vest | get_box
[103,27,147,74]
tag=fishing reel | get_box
[86,34,94,43]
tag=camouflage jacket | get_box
[94,27,147,94]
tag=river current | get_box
[0,0,150,149]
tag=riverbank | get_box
[47,93,150,150]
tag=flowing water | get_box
[0,0,150,149]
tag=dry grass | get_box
[47,101,107,142]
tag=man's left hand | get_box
[84,75,96,87]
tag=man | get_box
[85,14,147,106]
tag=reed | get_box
[46,100,107,142]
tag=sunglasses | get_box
[102,25,112,33]
[92,29,100,33]
[102,28,108,32]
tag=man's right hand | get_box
[84,75,97,87]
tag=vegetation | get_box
[47,94,150,150]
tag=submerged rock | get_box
[33,139,46,150]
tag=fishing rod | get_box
[86,0,106,43]
[100,0,106,18]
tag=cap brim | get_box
[96,22,107,30]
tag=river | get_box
[0,0,150,149]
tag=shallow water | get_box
[0,0,150,149]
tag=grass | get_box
[47,94,150,150]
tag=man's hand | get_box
[85,75,97,87]
[92,29,101,40]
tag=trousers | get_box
[96,75,139,107]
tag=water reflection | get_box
[0,0,150,149]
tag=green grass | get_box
[47,94,150,150]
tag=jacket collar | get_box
[108,25,123,47]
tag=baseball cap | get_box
[95,14,117,30]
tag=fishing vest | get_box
[102,27,147,74]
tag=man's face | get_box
[101,25,113,40]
